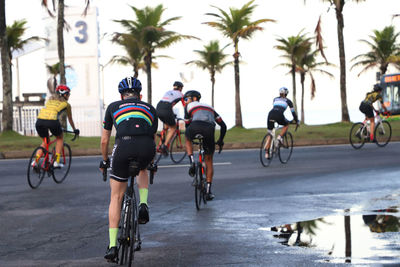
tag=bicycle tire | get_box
[52,143,72,183]
[375,120,391,147]
[349,122,366,149]
[127,196,137,267]
[194,163,202,210]
[118,196,130,265]
[259,133,273,167]
[278,132,293,164]
[170,131,187,163]
[27,147,47,189]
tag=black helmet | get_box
[118,76,142,94]
[373,84,383,92]
[173,81,184,89]
[183,90,201,100]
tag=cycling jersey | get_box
[267,96,298,129]
[272,97,295,113]
[363,91,383,105]
[184,101,223,126]
[37,99,71,121]
[160,90,184,106]
[103,98,158,139]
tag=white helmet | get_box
[279,87,289,96]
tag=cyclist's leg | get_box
[203,124,216,200]
[49,120,64,163]
[35,119,50,160]
[369,117,375,141]
[108,179,128,250]
[185,125,196,176]
[265,111,276,157]
[137,169,150,224]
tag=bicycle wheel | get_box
[52,143,72,183]
[349,122,366,149]
[154,133,165,164]
[259,133,273,167]
[170,132,187,163]
[194,163,203,210]
[278,132,293,164]
[118,197,130,265]
[27,147,47,189]
[375,121,392,147]
[127,195,140,266]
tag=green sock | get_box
[109,228,118,248]
[139,188,148,205]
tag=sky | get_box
[3,0,400,128]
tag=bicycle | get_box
[191,134,222,211]
[27,130,78,189]
[102,160,156,267]
[259,121,298,167]
[155,118,187,164]
[349,111,392,149]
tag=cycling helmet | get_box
[118,76,142,94]
[56,84,71,96]
[373,84,383,92]
[173,81,184,89]
[279,87,289,96]
[183,90,201,100]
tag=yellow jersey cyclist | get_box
[359,84,388,142]
[184,90,226,200]
[156,81,185,155]
[33,84,79,168]
[99,77,158,261]
[265,87,299,159]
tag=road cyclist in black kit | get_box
[184,90,227,200]
[156,81,185,155]
[99,76,158,261]
[265,87,299,159]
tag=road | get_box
[1,142,400,266]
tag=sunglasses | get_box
[184,97,191,101]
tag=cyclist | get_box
[183,90,226,200]
[33,84,79,168]
[156,81,185,155]
[99,76,158,261]
[359,84,388,142]
[265,87,299,159]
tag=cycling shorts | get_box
[110,136,155,182]
[359,101,374,118]
[267,109,289,130]
[35,119,62,139]
[185,121,215,155]
[156,101,176,126]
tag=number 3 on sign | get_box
[75,21,88,43]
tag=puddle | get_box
[263,208,400,264]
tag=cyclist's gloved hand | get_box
[147,162,158,173]
[74,129,80,136]
[188,163,196,177]
[99,158,110,169]
[216,139,224,148]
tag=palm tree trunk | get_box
[0,0,13,131]
[301,73,305,123]
[344,215,352,263]
[291,64,298,115]
[233,50,243,128]
[145,52,152,105]
[211,70,215,108]
[336,8,350,122]
[57,0,66,85]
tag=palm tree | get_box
[204,0,275,128]
[351,26,400,76]
[317,0,365,122]
[0,0,12,131]
[186,40,230,107]
[41,0,90,84]
[275,32,312,115]
[297,47,334,123]
[110,33,145,78]
[115,4,196,105]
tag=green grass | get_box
[1,120,400,152]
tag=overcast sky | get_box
[4,0,400,127]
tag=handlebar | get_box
[62,129,79,141]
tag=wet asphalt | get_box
[0,142,400,266]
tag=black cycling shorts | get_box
[185,121,215,155]
[359,101,374,118]
[110,136,155,182]
[156,101,176,126]
[35,119,62,139]
[267,109,289,130]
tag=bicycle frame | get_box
[156,119,182,150]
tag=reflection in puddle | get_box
[265,208,400,264]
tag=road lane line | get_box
[158,162,232,168]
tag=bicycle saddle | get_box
[194,134,204,139]
[128,159,140,177]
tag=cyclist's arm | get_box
[215,112,226,142]
[287,99,299,123]
[67,112,77,131]
[101,128,111,161]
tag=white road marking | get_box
[158,162,232,168]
